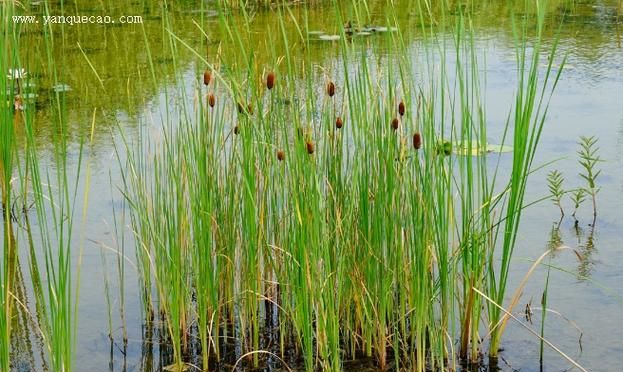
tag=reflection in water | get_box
[547,202,598,281]
[3,218,48,372]
[547,222,564,254]
[572,223,597,280]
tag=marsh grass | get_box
[0,1,94,371]
[2,6,20,349]
[115,1,573,371]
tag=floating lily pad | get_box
[52,84,72,93]
[486,144,513,153]
[364,26,388,32]
[319,34,341,41]
[362,26,398,33]
[452,142,513,156]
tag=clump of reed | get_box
[0,3,94,371]
[117,2,573,372]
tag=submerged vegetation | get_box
[1,0,621,371]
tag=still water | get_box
[6,0,623,370]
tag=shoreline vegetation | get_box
[1,0,611,371]
[119,1,572,370]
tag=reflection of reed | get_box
[547,223,563,253]
[2,207,17,337]
[108,337,127,372]
[574,224,596,280]
[140,323,155,371]
[10,245,39,372]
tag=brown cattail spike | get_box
[267,72,275,90]
[234,125,240,135]
[413,132,422,150]
[208,94,215,108]
[392,118,400,130]
[306,140,315,154]
[336,117,343,129]
[327,81,336,97]
[277,150,285,161]
[203,70,211,86]
[398,100,405,117]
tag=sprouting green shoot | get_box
[570,188,587,221]
[547,170,565,218]
[577,136,601,220]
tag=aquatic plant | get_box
[267,71,276,90]
[115,1,575,371]
[570,188,587,222]
[577,136,601,220]
[326,81,336,97]
[547,169,565,218]
[0,6,16,371]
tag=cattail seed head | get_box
[277,150,285,161]
[247,104,253,115]
[234,125,240,135]
[267,72,275,90]
[203,69,211,86]
[306,140,315,154]
[398,100,405,117]
[208,93,215,108]
[413,132,422,150]
[327,81,336,97]
[391,117,400,130]
[336,116,343,129]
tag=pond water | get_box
[5,0,623,371]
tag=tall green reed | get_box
[1,3,17,370]
[119,0,567,370]
[0,3,94,371]
[487,0,565,357]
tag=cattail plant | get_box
[234,125,240,135]
[277,150,285,161]
[413,132,422,150]
[391,118,399,130]
[203,69,211,86]
[335,117,343,129]
[398,100,405,117]
[327,81,336,97]
[266,72,275,90]
[208,94,215,108]
[306,140,315,154]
